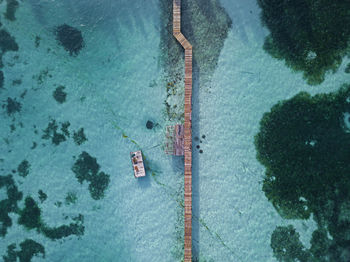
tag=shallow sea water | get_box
[1,0,350,262]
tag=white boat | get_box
[130,150,146,178]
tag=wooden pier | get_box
[173,1,193,261]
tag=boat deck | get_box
[130,151,146,178]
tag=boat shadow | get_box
[136,173,152,188]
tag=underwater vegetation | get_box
[0,71,4,89]
[0,173,85,261]
[0,152,87,259]
[257,0,350,85]
[17,160,30,177]
[0,29,18,68]
[3,97,21,115]
[42,119,88,147]
[41,119,70,145]
[65,191,77,205]
[53,85,67,104]
[271,225,311,262]
[38,190,47,203]
[33,68,52,85]
[72,151,110,200]
[3,239,45,262]
[0,172,84,242]
[255,84,350,261]
[345,63,350,74]
[18,196,42,230]
[73,128,87,145]
[4,0,19,21]
[17,196,84,240]
[41,214,84,240]
[34,36,40,48]
[55,24,84,56]
[0,175,22,237]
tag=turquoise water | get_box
[1,0,350,261]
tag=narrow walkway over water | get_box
[173,1,193,261]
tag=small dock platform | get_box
[165,124,184,156]
[130,151,146,178]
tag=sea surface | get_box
[1,0,349,262]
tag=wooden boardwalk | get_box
[173,1,193,261]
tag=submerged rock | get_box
[146,120,154,129]
[55,24,84,56]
